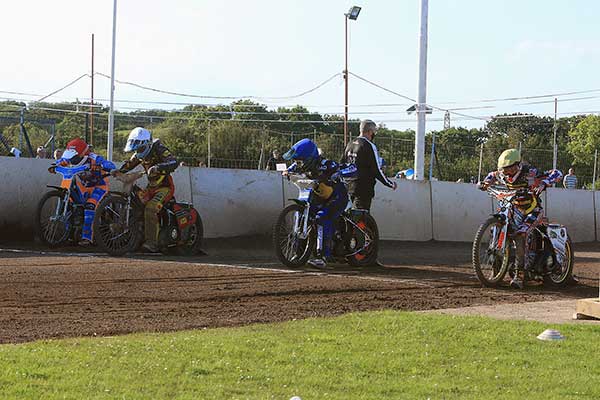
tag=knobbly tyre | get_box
[472,185,574,288]
[273,173,379,268]
[92,171,203,256]
[35,164,104,246]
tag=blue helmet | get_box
[283,139,320,172]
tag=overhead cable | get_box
[95,72,342,100]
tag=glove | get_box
[533,182,547,196]
[147,166,159,176]
[48,164,56,174]
[477,183,488,191]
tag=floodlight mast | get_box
[343,6,361,147]
[414,0,429,180]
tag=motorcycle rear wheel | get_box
[472,217,511,287]
[543,235,574,287]
[176,213,204,256]
[273,204,314,267]
[346,213,379,267]
[35,190,72,247]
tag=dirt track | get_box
[0,238,598,343]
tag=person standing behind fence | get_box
[563,168,578,189]
[341,119,397,211]
[265,150,283,170]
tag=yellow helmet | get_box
[497,148,521,170]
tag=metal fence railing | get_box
[2,110,597,189]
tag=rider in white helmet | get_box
[116,127,179,252]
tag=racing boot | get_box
[142,241,160,253]
[308,257,327,268]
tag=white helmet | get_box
[124,127,152,159]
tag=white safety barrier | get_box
[546,187,596,242]
[372,179,432,241]
[431,181,493,242]
[0,156,598,242]
[189,167,282,237]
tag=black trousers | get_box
[350,195,372,211]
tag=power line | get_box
[37,74,91,102]
[94,71,343,101]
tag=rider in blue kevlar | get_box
[283,139,357,268]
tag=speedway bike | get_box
[92,171,203,256]
[472,185,574,287]
[35,164,101,246]
[273,174,379,268]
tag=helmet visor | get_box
[62,149,78,160]
[282,148,296,161]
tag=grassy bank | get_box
[1,311,598,399]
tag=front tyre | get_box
[346,213,379,267]
[544,235,574,287]
[93,194,140,256]
[35,190,71,247]
[472,217,511,287]
[273,204,313,267]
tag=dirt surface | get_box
[0,238,599,344]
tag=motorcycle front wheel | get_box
[35,190,72,247]
[273,204,314,267]
[472,217,511,287]
[93,194,141,256]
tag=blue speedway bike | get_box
[35,164,103,246]
[273,174,379,268]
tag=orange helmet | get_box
[63,138,90,165]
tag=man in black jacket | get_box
[342,119,396,211]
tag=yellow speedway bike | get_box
[472,185,574,288]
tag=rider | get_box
[479,148,562,289]
[282,138,356,268]
[53,138,116,244]
[117,127,178,252]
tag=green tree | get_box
[567,115,600,164]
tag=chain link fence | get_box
[2,110,596,189]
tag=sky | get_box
[2,0,600,132]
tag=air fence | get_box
[0,156,597,244]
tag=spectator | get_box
[36,146,47,159]
[563,168,578,189]
[53,148,63,160]
[197,160,206,167]
[265,150,283,171]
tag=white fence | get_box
[0,156,596,242]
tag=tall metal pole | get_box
[593,149,598,190]
[429,132,435,180]
[552,97,558,170]
[107,0,117,161]
[207,121,211,168]
[90,33,95,147]
[477,143,484,183]
[414,0,429,180]
[343,14,349,148]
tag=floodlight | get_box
[347,6,361,20]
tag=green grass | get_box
[0,311,598,399]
